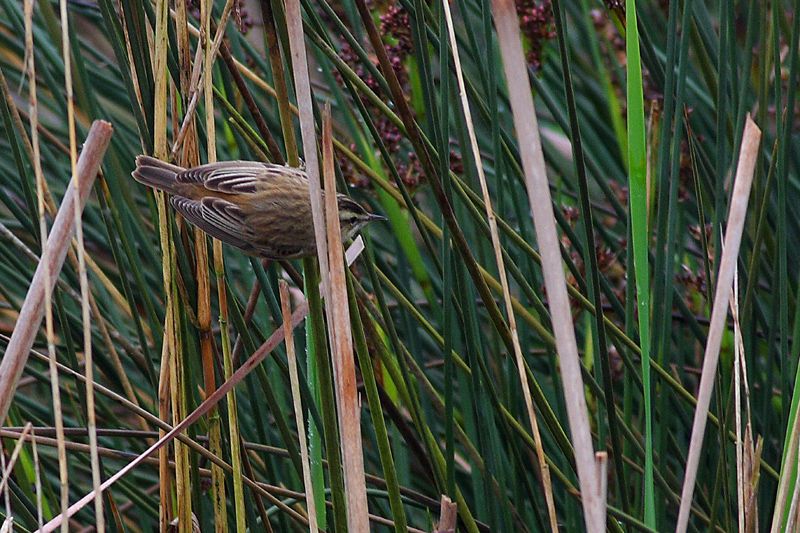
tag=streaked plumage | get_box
[132,155,384,259]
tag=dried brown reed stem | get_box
[22,1,70,530]
[491,0,604,528]
[284,0,330,297]
[675,115,761,532]
[152,0,183,526]
[285,0,366,526]
[434,495,457,533]
[322,105,370,527]
[279,281,320,532]
[732,274,759,531]
[0,119,113,422]
[440,1,558,528]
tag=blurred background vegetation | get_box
[0,0,799,531]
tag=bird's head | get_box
[336,195,386,240]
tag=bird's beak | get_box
[368,213,388,222]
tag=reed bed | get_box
[0,0,798,531]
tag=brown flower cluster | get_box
[335,3,466,188]
[515,0,555,70]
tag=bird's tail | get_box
[132,155,185,195]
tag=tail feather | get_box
[132,155,185,194]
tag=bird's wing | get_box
[175,161,307,194]
[170,196,254,252]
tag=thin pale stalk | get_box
[434,496,457,533]
[0,423,32,494]
[734,273,745,533]
[32,427,42,530]
[152,0,184,528]
[732,276,759,532]
[200,0,246,528]
[30,2,69,532]
[284,0,330,303]
[58,0,102,527]
[675,116,761,532]
[279,281,320,533]
[441,1,557,528]
[22,3,67,530]
[491,0,603,528]
[0,440,8,528]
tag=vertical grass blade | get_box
[322,104,370,529]
[623,0,654,524]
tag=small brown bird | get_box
[132,155,385,260]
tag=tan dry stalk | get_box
[0,423,32,495]
[199,0,248,527]
[440,1,558,528]
[151,0,184,528]
[733,270,745,533]
[279,281,320,533]
[322,105,370,527]
[32,427,43,530]
[283,0,358,526]
[731,272,758,530]
[22,2,70,529]
[434,496,457,533]
[57,0,103,527]
[491,0,604,528]
[675,115,761,532]
[0,439,9,529]
[284,0,331,301]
